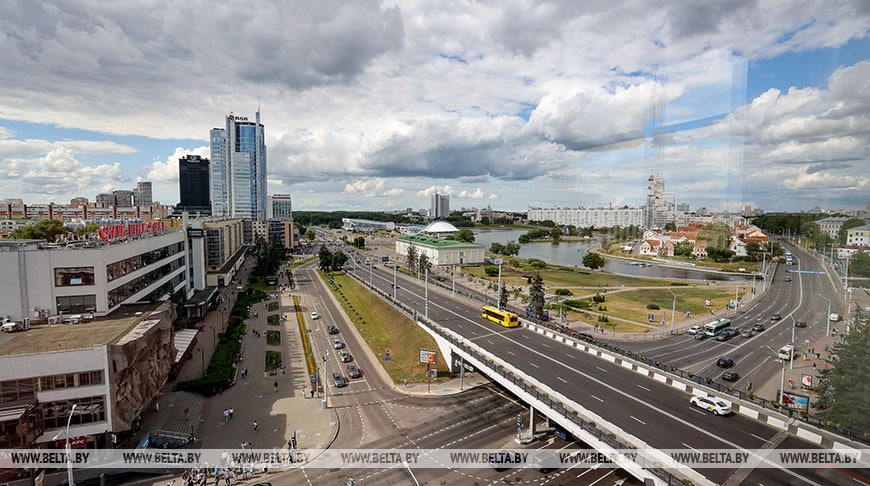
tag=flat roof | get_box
[399,235,484,248]
[0,311,157,357]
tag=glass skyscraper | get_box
[210,111,267,220]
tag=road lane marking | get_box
[590,395,604,402]
[636,384,651,392]
[566,354,576,359]
[557,377,568,383]
[751,433,768,441]
[507,350,516,356]
[529,362,540,368]
[630,416,646,425]
[595,366,608,373]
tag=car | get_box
[721,371,740,382]
[364,258,371,265]
[795,320,807,328]
[332,338,343,349]
[715,328,738,341]
[752,323,765,332]
[690,396,732,415]
[339,351,352,362]
[327,325,339,334]
[311,312,320,320]
[717,356,734,368]
[770,313,781,321]
[784,275,792,282]
[740,328,754,338]
[236,285,244,290]
[688,325,702,335]
[331,372,347,388]
[347,363,361,378]
[693,332,707,340]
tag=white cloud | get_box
[145,146,209,182]
[417,185,454,197]
[457,188,484,199]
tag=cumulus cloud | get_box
[0,147,127,198]
[144,146,209,182]
[417,185,453,197]
[457,188,485,199]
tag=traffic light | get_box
[516,413,523,427]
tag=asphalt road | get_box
[338,248,864,486]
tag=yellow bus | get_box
[482,305,519,327]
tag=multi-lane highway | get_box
[338,246,865,486]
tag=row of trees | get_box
[318,245,348,272]
[5,219,99,241]
[405,245,433,276]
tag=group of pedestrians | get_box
[222,407,235,422]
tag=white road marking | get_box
[630,416,646,425]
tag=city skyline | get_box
[0,2,868,213]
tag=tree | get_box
[498,285,508,310]
[490,242,505,254]
[304,228,316,242]
[406,245,418,271]
[352,236,366,249]
[317,245,332,272]
[550,227,562,242]
[664,222,676,231]
[849,252,870,278]
[503,241,521,256]
[582,251,606,270]
[674,241,694,257]
[418,253,432,276]
[814,320,869,433]
[454,229,475,242]
[6,219,69,242]
[330,250,348,271]
[73,223,100,236]
[528,274,545,316]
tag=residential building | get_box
[112,190,134,208]
[177,155,211,215]
[645,173,675,229]
[815,216,851,239]
[846,224,870,247]
[527,206,645,228]
[210,111,267,220]
[267,194,293,220]
[133,181,153,207]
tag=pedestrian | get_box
[747,382,752,391]
[403,377,407,388]
[274,380,278,392]
[310,389,314,399]
[223,409,229,422]
[253,420,258,432]
[155,401,160,412]
[812,362,816,369]
[229,407,234,419]
[184,407,190,421]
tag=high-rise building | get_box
[178,155,211,214]
[70,197,89,206]
[112,190,134,208]
[210,111,267,220]
[645,174,675,229]
[267,194,293,220]
[133,181,153,207]
[431,193,450,219]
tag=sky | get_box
[0,1,868,214]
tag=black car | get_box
[795,320,807,328]
[752,323,765,332]
[327,325,339,334]
[577,332,594,342]
[722,371,740,382]
[717,356,735,368]
[770,313,782,321]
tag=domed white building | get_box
[395,221,484,266]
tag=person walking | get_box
[223,409,229,423]
[253,420,258,432]
[274,380,278,393]
[228,407,234,419]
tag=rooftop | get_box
[0,305,162,357]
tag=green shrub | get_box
[555,288,573,296]
[646,303,660,310]
[268,302,279,312]
[267,314,279,326]
[484,265,499,276]
[266,330,281,346]
[563,299,593,309]
[175,322,246,396]
[265,351,282,371]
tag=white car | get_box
[690,396,731,416]
[311,312,320,320]
[687,326,702,335]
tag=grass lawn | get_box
[266,330,281,346]
[460,261,677,291]
[268,301,279,312]
[267,314,279,326]
[265,350,282,371]
[326,271,450,384]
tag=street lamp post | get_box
[818,294,832,337]
[424,267,429,320]
[493,258,504,310]
[668,288,684,334]
[198,347,205,377]
[51,404,78,486]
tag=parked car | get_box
[693,332,707,340]
[740,328,754,338]
[752,323,765,332]
[830,313,842,322]
[717,356,735,368]
[770,313,781,321]
[784,275,792,282]
[311,311,320,320]
[332,338,343,349]
[688,325,702,335]
[721,371,740,382]
[327,325,339,334]
[690,396,731,415]
[347,363,362,378]
[339,351,352,362]
[331,372,347,388]
[795,320,807,328]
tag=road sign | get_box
[419,349,438,365]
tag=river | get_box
[472,228,752,282]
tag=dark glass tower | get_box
[178,155,211,214]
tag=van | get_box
[778,344,795,360]
[829,313,841,322]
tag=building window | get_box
[0,378,37,404]
[54,267,95,286]
[40,374,75,391]
[78,371,104,387]
[56,295,97,314]
[41,396,106,430]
